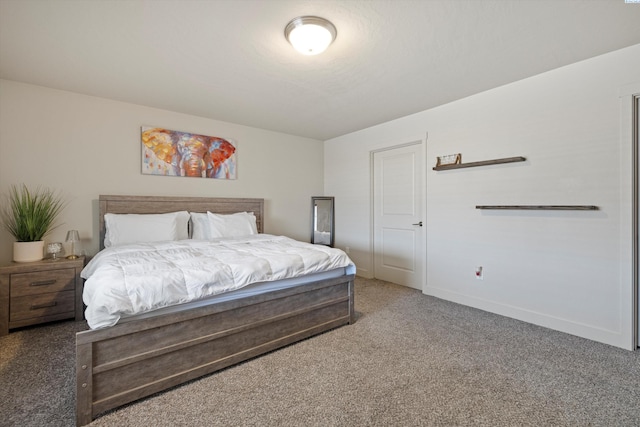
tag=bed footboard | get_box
[76,274,354,426]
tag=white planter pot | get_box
[13,241,45,263]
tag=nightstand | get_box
[0,256,85,336]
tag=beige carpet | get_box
[1,277,639,426]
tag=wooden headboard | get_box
[98,195,265,249]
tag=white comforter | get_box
[82,234,354,329]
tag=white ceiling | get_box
[1,0,639,141]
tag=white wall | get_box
[0,80,324,263]
[325,44,640,349]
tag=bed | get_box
[76,195,355,426]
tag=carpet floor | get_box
[1,277,639,426]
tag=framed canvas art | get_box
[141,126,237,179]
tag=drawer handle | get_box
[31,301,57,310]
[30,280,57,287]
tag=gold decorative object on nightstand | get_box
[0,256,85,335]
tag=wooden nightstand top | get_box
[0,256,85,274]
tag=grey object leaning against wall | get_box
[311,196,335,247]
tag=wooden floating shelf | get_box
[433,156,526,171]
[476,205,599,211]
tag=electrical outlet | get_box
[345,246,350,254]
[475,266,483,280]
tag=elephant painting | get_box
[141,127,237,179]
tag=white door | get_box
[373,143,424,290]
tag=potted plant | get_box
[0,184,67,262]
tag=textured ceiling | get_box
[1,0,640,140]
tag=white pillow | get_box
[206,211,258,239]
[104,211,190,247]
[189,212,211,240]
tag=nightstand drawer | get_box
[10,290,75,322]
[10,268,75,297]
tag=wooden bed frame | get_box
[76,195,355,426]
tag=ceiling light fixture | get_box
[285,16,337,56]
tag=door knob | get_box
[412,221,423,227]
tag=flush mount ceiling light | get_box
[285,16,337,56]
